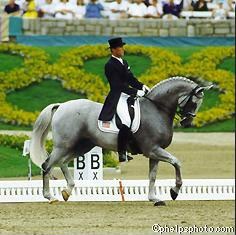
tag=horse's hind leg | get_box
[42,147,67,203]
[59,142,95,201]
[42,167,58,203]
[60,163,75,201]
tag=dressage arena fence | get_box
[0,179,234,203]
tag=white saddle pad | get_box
[98,98,141,134]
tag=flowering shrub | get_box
[0,134,52,152]
[0,44,48,125]
[0,43,234,127]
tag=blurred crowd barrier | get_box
[0,16,234,43]
[0,0,235,41]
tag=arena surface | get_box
[0,133,234,235]
[0,201,234,235]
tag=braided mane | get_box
[150,76,196,94]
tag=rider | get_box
[98,37,150,162]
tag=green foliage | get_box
[0,134,118,177]
[0,53,24,72]
[0,134,53,152]
[0,122,32,130]
[0,134,28,150]
[6,79,84,112]
[0,134,50,177]
[39,46,76,64]
[103,150,119,168]
[175,117,235,132]
[218,57,235,74]
[198,89,220,112]
[84,57,110,83]
[0,146,40,177]
[165,46,203,64]
[0,44,234,131]
[83,55,151,84]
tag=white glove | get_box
[142,85,151,94]
[137,90,145,97]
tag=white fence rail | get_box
[0,179,234,203]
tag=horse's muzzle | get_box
[180,116,194,128]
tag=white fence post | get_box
[22,140,32,180]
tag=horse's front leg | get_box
[148,159,166,206]
[149,146,182,201]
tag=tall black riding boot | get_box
[117,124,133,162]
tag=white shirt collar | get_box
[112,55,123,65]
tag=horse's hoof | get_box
[62,189,70,201]
[49,198,59,204]
[170,188,178,200]
[154,201,166,206]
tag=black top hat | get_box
[108,37,126,49]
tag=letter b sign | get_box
[91,154,100,169]
[74,147,103,180]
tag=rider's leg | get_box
[117,124,133,162]
[116,93,133,162]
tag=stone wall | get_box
[22,18,235,37]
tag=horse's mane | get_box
[149,76,196,94]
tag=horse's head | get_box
[178,85,213,127]
[146,77,214,128]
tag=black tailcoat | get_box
[99,57,144,121]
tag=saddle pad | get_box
[98,99,141,134]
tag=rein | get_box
[143,95,176,118]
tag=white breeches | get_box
[116,92,131,127]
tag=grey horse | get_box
[30,76,210,204]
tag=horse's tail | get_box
[30,103,60,168]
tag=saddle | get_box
[98,96,141,134]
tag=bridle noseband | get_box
[176,86,201,118]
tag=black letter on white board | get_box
[91,154,100,169]
[77,156,85,169]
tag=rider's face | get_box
[111,46,124,58]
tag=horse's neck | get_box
[148,80,195,110]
